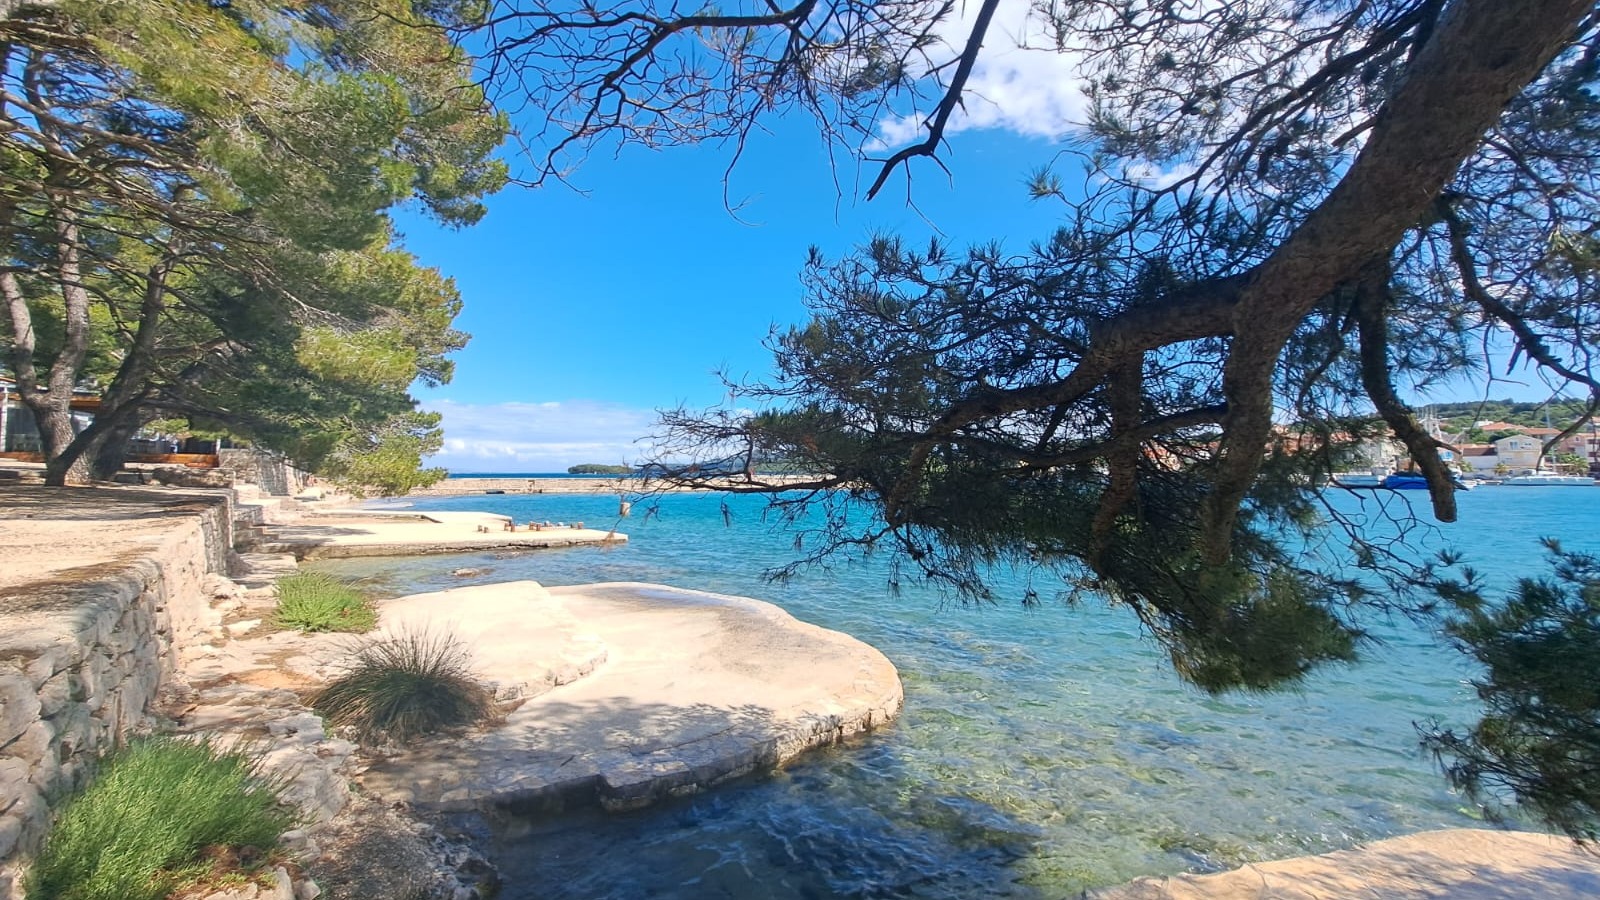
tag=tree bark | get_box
[72,259,173,480]
[1195,0,1595,562]
[88,411,146,480]
[0,266,82,480]
[38,204,93,485]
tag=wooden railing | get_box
[0,451,219,468]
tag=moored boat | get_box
[1503,472,1596,486]
[1331,471,1471,491]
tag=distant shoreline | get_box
[414,475,630,495]
[444,472,630,479]
[413,474,824,496]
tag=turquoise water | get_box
[314,487,1600,898]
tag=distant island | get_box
[567,464,635,475]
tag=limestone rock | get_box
[359,581,903,813]
[1085,828,1600,900]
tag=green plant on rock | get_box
[311,628,497,745]
[24,736,293,900]
[274,572,377,633]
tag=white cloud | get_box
[424,399,660,473]
[873,0,1091,149]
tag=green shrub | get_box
[274,571,376,633]
[311,629,497,745]
[25,736,292,900]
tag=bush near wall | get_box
[25,737,293,900]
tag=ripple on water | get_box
[312,488,1600,898]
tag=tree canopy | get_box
[0,0,507,491]
[471,0,1600,832]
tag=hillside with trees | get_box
[1430,399,1599,437]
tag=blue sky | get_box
[397,14,1550,474]
[398,118,1092,471]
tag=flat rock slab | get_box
[376,581,608,701]
[252,512,626,559]
[359,581,903,812]
[1088,828,1600,899]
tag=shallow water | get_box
[314,486,1600,898]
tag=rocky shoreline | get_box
[167,550,498,900]
[0,482,901,899]
[5,479,1600,899]
[356,580,904,813]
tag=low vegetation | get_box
[25,737,292,900]
[311,628,497,745]
[274,572,377,633]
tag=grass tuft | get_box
[274,571,376,633]
[311,628,497,745]
[25,736,292,900]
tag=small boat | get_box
[1503,472,1596,486]
[1380,472,1430,490]
[1332,471,1470,491]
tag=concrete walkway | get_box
[250,509,626,559]
[358,580,904,812]
[1088,828,1600,899]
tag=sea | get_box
[313,484,1600,899]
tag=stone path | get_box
[358,580,904,812]
[1087,828,1600,899]
[171,553,495,900]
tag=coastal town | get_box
[1335,412,1600,484]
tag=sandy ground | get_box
[253,508,626,558]
[0,483,226,593]
[1088,828,1600,898]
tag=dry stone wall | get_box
[217,449,311,497]
[0,493,231,898]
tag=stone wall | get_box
[217,449,311,497]
[0,491,232,898]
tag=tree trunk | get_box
[87,412,146,481]
[25,395,89,484]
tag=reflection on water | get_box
[313,488,1599,898]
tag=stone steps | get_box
[230,552,299,591]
